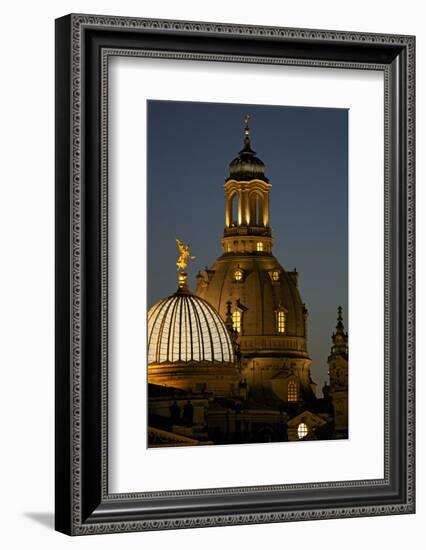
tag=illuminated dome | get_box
[196,255,308,347]
[148,291,234,364]
[147,252,239,396]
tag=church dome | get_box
[196,256,307,345]
[196,255,315,400]
[227,116,269,183]
[148,291,234,365]
[228,142,268,183]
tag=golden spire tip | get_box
[244,114,250,138]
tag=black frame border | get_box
[55,14,415,535]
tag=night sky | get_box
[147,100,348,390]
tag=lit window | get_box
[232,310,241,333]
[297,422,308,439]
[256,242,264,252]
[234,270,243,282]
[272,271,280,282]
[277,310,286,333]
[287,380,298,402]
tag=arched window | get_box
[230,193,238,226]
[287,380,298,402]
[232,310,241,333]
[250,192,263,226]
[255,195,262,225]
[297,422,308,439]
[256,242,264,252]
[277,310,286,333]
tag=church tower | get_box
[223,115,273,255]
[327,306,349,437]
[196,117,317,404]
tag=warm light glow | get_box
[245,204,251,225]
[272,271,280,282]
[229,193,237,227]
[234,269,243,282]
[288,380,298,402]
[148,295,234,364]
[297,423,308,439]
[277,310,286,333]
[256,242,264,252]
[232,310,241,333]
[178,271,187,289]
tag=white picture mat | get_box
[108,57,384,494]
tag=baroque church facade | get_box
[147,118,348,447]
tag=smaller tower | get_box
[327,306,349,438]
[223,115,273,255]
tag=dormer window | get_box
[234,269,243,282]
[272,270,280,282]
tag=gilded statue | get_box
[176,239,196,271]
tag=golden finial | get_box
[176,239,196,290]
[244,114,250,138]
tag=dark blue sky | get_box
[147,100,348,390]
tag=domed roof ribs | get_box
[147,298,162,323]
[182,297,189,360]
[165,296,179,362]
[147,299,164,361]
[183,296,194,362]
[147,298,165,362]
[191,296,204,362]
[205,300,226,363]
[193,297,215,362]
[149,297,169,362]
[178,295,185,362]
[153,296,175,363]
[187,297,199,361]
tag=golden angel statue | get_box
[176,239,196,271]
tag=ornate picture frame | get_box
[55,14,415,535]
